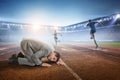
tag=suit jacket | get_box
[20,39,55,65]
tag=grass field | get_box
[67,41,120,47]
[99,42,120,47]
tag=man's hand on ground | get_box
[57,61,65,65]
[56,58,65,65]
[42,63,52,67]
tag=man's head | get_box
[48,51,60,63]
[89,19,92,22]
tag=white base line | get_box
[61,59,82,80]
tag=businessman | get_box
[8,39,63,67]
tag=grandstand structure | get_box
[60,13,120,42]
[0,21,54,42]
[0,13,120,42]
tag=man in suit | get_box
[9,39,62,67]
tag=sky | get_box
[0,0,120,26]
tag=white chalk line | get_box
[61,59,82,80]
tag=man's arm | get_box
[31,54,42,66]
[42,63,52,67]
[84,23,89,28]
[31,50,52,67]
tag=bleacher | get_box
[59,13,120,42]
[0,13,120,42]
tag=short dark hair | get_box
[89,19,92,22]
[54,51,60,62]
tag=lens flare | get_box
[116,14,120,19]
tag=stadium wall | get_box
[60,25,120,42]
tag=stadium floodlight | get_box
[110,17,112,20]
[116,14,120,19]
[73,25,76,29]
[31,19,41,31]
[98,19,102,22]
[106,18,110,21]
[103,18,107,21]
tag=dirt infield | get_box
[0,43,120,80]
